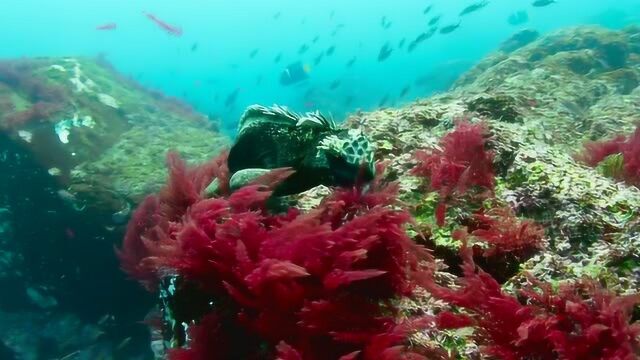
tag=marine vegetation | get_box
[425,245,640,360]
[118,152,441,359]
[462,206,546,282]
[411,121,495,226]
[410,121,544,281]
[577,125,640,186]
[119,148,640,359]
[116,26,640,359]
[0,60,68,129]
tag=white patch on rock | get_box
[82,115,95,127]
[55,127,70,144]
[49,64,66,72]
[69,61,95,93]
[17,130,33,143]
[97,93,119,109]
[54,114,95,144]
[48,167,62,176]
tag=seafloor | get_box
[1,25,639,359]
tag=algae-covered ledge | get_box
[338,26,640,296]
[1,56,230,213]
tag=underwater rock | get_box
[453,25,640,149]
[466,95,521,123]
[0,57,229,359]
[0,57,228,212]
[499,28,540,53]
[106,24,640,357]
[0,309,123,360]
[340,24,640,304]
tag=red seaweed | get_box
[119,148,639,359]
[118,152,436,359]
[577,126,640,186]
[468,207,545,260]
[422,245,640,360]
[576,135,626,167]
[412,121,495,225]
[0,60,67,129]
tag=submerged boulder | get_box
[454,26,640,149]
[499,28,540,53]
[0,57,228,358]
[0,57,228,211]
[335,25,640,354]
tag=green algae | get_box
[466,95,520,123]
[596,152,625,178]
[1,56,229,212]
[329,27,640,331]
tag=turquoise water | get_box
[2,0,638,132]
[2,1,640,359]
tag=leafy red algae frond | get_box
[412,121,495,226]
[576,134,626,167]
[412,121,495,195]
[119,153,438,359]
[159,150,229,221]
[167,313,229,360]
[468,206,545,260]
[115,151,229,290]
[454,207,546,282]
[114,195,162,290]
[422,245,640,360]
[275,341,302,360]
[577,125,640,186]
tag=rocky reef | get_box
[0,57,229,209]
[115,25,640,359]
[336,25,640,356]
[342,24,640,284]
[4,24,640,359]
[0,57,228,358]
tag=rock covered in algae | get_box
[309,26,640,354]
[343,25,640,288]
[453,26,640,150]
[0,57,229,212]
[0,57,228,359]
